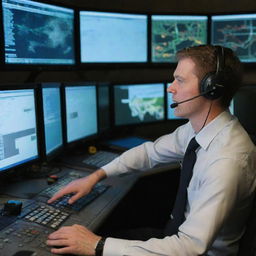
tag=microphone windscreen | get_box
[170,102,178,108]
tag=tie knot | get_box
[186,137,200,153]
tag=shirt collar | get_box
[195,110,234,151]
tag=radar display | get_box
[151,15,208,63]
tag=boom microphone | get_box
[170,87,220,109]
[170,93,205,108]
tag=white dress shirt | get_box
[102,111,256,256]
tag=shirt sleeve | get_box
[102,122,193,177]
[103,156,250,256]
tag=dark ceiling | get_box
[51,0,256,13]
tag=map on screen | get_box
[151,15,208,63]
[211,14,256,63]
[114,83,165,125]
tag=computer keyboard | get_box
[49,183,109,211]
[82,150,120,168]
[22,202,70,229]
[37,175,76,198]
[36,172,110,212]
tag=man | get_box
[47,45,256,256]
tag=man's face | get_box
[167,57,208,119]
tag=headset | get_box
[170,46,227,108]
[199,45,226,100]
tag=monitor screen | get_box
[42,84,63,155]
[211,14,256,63]
[2,0,75,65]
[80,11,147,63]
[114,83,165,125]
[151,15,208,63]
[0,89,38,172]
[65,85,97,143]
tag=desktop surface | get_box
[0,165,139,256]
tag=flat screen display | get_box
[65,85,97,143]
[114,83,165,125]
[2,0,75,65]
[211,14,256,63]
[42,84,63,155]
[0,89,38,172]
[151,15,208,63]
[80,11,147,63]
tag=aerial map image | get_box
[114,84,164,125]
[211,14,256,62]
[151,15,208,63]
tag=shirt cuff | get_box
[101,157,120,177]
[103,237,131,256]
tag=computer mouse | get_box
[12,251,35,256]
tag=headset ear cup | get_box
[200,72,223,100]
[199,45,227,100]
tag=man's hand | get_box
[47,224,102,255]
[47,169,107,205]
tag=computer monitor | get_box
[151,15,208,63]
[41,83,63,159]
[64,84,98,144]
[0,87,39,173]
[211,14,256,63]
[113,83,165,126]
[79,11,148,63]
[2,0,75,65]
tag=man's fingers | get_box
[68,192,84,204]
[47,187,75,204]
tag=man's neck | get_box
[190,104,225,133]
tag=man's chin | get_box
[174,111,188,119]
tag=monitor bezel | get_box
[78,8,149,67]
[38,82,64,163]
[111,81,167,128]
[96,82,112,136]
[0,83,40,175]
[210,11,256,66]
[0,0,78,71]
[61,82,99,150]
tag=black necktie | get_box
[164,137,200,235]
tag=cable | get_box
[199,101,213,132]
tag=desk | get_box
[0,164,178,256]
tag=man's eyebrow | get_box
[173,74,183,80]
